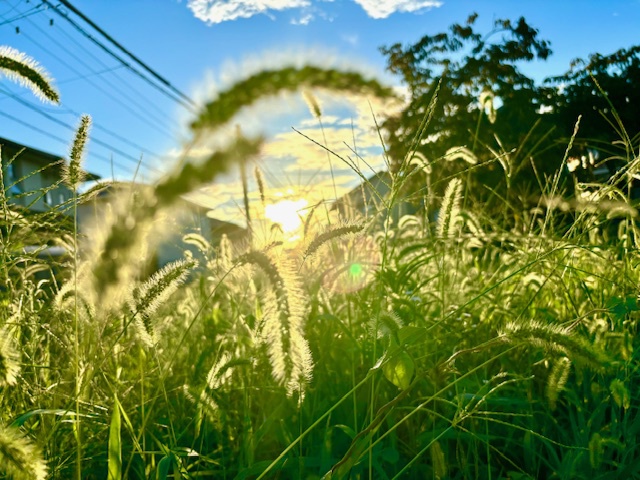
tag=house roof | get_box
[80,179,247,237]
[0,137,100,181]
[332,170,392,212]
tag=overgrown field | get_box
[1,47,640,480]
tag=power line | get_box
[0,1,192,179]
[6,9,180,137]
[41,0,197,113]
[13,19,176,138]
[0,84,163,174]
[0,5,181,168]
[0,2,42,26]
[3,28,174,140]
[0,35,165,168]
[55,0,196,109]
[51,20,179,123]
[0,109,136,175]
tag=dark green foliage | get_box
[547,45,640,165]
[380,13,559,205]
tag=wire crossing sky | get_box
[1,0,639,223]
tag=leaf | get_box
[381,446,399,464]
[606,295,639,319]
[323,386,414,479]
[10,409,89,427]
[156,455,172,480]
[397,326,427,346]
[430,440,447,479]
[383,349,415,390]
[107,394,122,480]
[333,424,357,440]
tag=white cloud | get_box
[187,0,309,24]
[352,0,442,19]
[186,0,442,24]
[341,33,359,46]
[291,13,314,24]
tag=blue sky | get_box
[2,0,640,224]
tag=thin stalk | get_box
[72,186,81,480]
[347,298,358,432]
[256,369,376,480]
[318,116,339,202]
[140,347,146,463]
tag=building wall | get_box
[1,140,73,212]
[77,182,247,271]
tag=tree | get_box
[380,14,560,206]
[548,45,640,159]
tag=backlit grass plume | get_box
[443,146,479,165]
[63,114,91,190]
[436,178,463,238]
[302,222,365,262]
[0,329,19,387]
[0,45,59,104]
[546,356,571,410]
[610,378,631,409]
[0,424,48,480]
[302,89,322,118]
[191,66,395,130]
[236,249,312,398]
[254,165,266,205]
[129,258,196,347]
[92,136,262,296]
[501,320,612,369]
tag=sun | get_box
[264,198,308,234]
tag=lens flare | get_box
[321,235,380,293]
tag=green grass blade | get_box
[108,395,122,480]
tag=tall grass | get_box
[1,46,640,480]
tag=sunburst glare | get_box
[264,197,309,239]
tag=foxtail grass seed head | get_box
[408,151,432,174]
[502,320,612,369]
[238,250,312,396]
[0,45,59,104]
[206,351,234,390]
[443,146,478,165]
[302,222,365,261]
[254,165,266,205]
[589,432,603,469]
[610,378,631,409]
[369,311,403,340]
[183,232,212,256]
[436,178,463,238]
[92,137,262,296]
[302,89,322,118]
[217,233,234,273]
[0,425,48,480]
[479,89,497,124]
[153,136,263,207]
[397,214,422,238]
[0,329,19,387]
[129,258,196,347]
[545,356,571,411]
[63,114,91,189]
[191,65,395,131]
